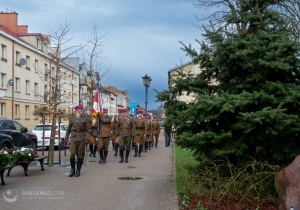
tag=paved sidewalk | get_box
[0,133,179,210]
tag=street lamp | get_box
[142,74,152,113]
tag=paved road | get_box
[0,133,179,210]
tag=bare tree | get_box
[79,23,110,112]
[194,0,300,39]
[43,18,83,166]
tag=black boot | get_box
[103,151,108,163]
[125,150,130,163]
[144,142,147,153]
[119,150,124,163]
[138,145,142,157]
[133,145,138,157]
[114,143,119,156]
[75,158,83,177]
[98,151,103,163]
[93,146,97,157]
[155,139,158,148]
[148,141,151,150]
[89,145,93,157]
[69,158,76,177]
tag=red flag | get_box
[92,90,99,127]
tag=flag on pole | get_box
[92,83,103,128]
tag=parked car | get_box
[32,123,68,149]
[0,118,38,149]
[0,133,13,149]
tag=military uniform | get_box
[133,110,146,157]
[98,109,112,164]
[89,125,98,157]
[117,109,135,163]
[145,115,152,151]
[151,116,160,148]
[111,115,120,156]
[66,105,92,177]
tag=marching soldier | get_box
[65,105,92,177]
[89,125,98,157]
[145,114,152,151]
[151,116,160,148]
[98,108,112,164]
[133,109,147,157]
[117,108,135,163]
[111,115,120,156]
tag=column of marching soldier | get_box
[65,105,161,177]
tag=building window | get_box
[15,78,20,91]
[36,38,40,48]
[14,104,19,118]
[1,73,6,89]
[0,103,5,117]
[25,105,29,118]
[26,55,30,70]
[1,44,7,61]
[25,80,30,94]
[15,51,20,65]
[45,63,49,81]
[34,83,38,95]
[35,59,39,73]
[34,106,38,118]
[52,66,55,77]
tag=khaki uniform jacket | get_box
[134,117,146,135]
[118,116,136,137]
[151,121,161,135]
[91,119,99,136]
[111,115,120,136]
[145,119,152,135]
[99,115,112,138]
[66,115,92,142]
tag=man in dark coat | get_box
[66,105,92,177]
[164,122,172,147]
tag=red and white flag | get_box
[92,84,103,127]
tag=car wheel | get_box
[31,140,37,150]
[1,143,10,150]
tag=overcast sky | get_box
[1,0,201,110]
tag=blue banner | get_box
[130,102,137,118]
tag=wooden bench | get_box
[4,146,48,177]
[0,165,13,185]
[6,155,48,177]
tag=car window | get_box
[12,121,24,131]
[0,121,15,130]
[60,125,67,131]
[34,125,52,131]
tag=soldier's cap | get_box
[118,109,128,113]
[74,105,84,111]
[143,113,148,117]
[137,109,144,114]
[103,108,108,113]
[153,115,157,119]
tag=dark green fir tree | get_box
[157,0,300,166]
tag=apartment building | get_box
[0,12,80,129]
[168,61,202,103]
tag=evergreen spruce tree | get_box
[158,0,300,166]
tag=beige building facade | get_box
[168,61,202,103]
[0,12,79,130]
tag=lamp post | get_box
[142,74,152,113]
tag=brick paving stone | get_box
[0,132,179,210]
